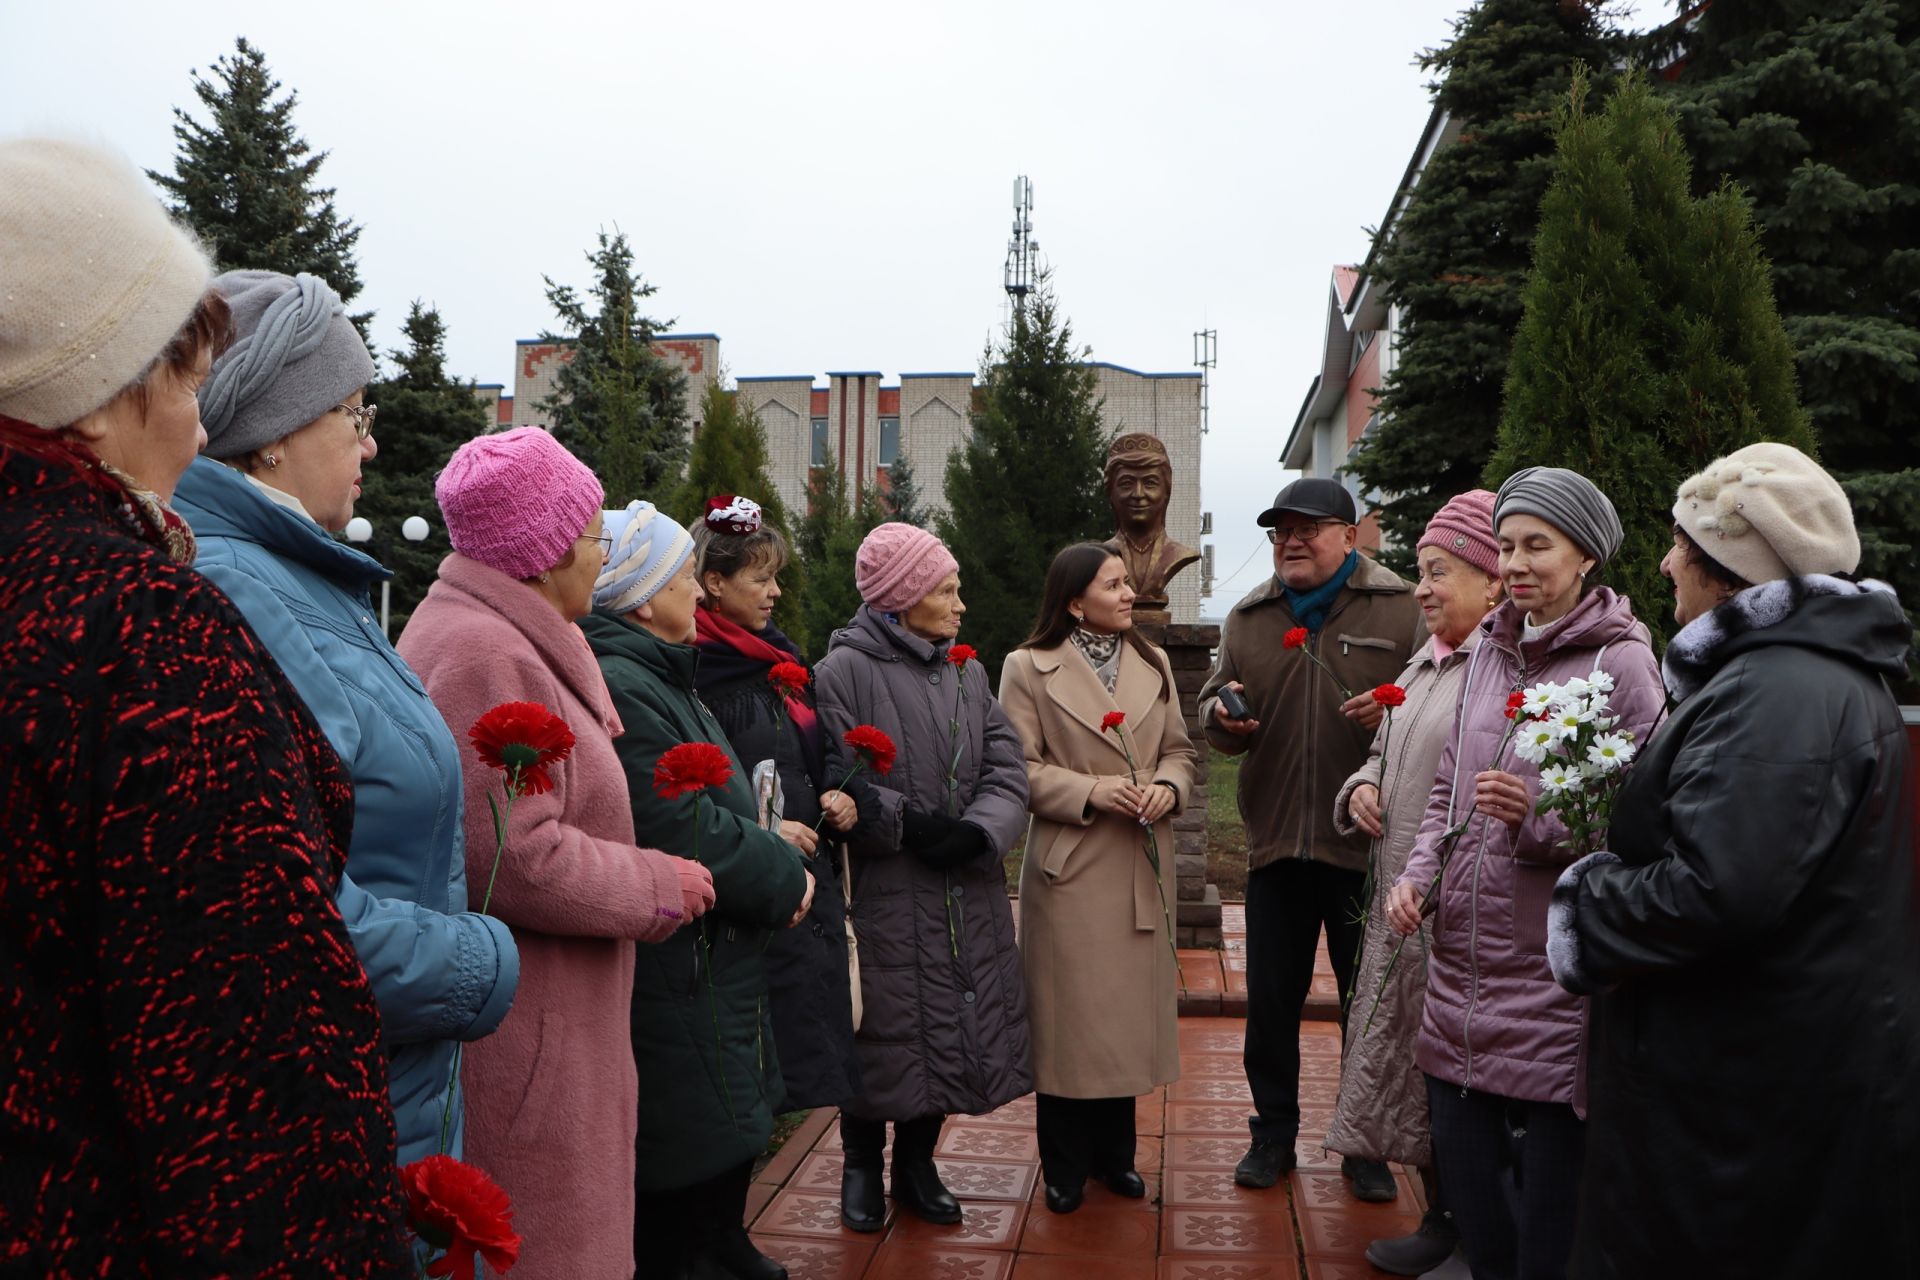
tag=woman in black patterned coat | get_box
[0,138,408,1277]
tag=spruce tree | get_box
[150,38,364,306]
[540,231,688,504]
[938,275,1110,675]
[795,462,887,659]
[1491,69,1816,642]
[1663,0,1920,632]
[1346,0,1626,564]
[358,302,490,633]
[880,453,927,527]
[669,377,807,639]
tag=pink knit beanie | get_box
[435,427,604,580]
[856,522,959,613]
[1417,488,1501,578]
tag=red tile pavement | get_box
[744,929,1427,1278]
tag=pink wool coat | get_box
[398,554,686,1280]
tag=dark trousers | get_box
[1243,858,1365,1142]
[1035,1093,1138,1189]
[632,1155,755,1280]
[840,1112,944,1172]
[1425,1076,1585,1280]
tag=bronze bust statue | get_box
[1101,432,1199,623]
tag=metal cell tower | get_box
[1193,329,1217,435]
[1004,176,1038,316]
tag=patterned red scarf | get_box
[693,606,818,737]
[0,415,198,564]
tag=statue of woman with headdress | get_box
[1101,433,1199,623]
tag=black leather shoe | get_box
[1044,1182,1084,1214]
[1364,1208,1460,1276]
[891,1158,962,1224]
[1233,1139,1296,1189]
[1341,1155,1399,1203]
[705,1228,788,1280]
[839,1162,887,1233]
[1098,1168,1147,1199]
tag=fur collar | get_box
[1662,574,1898,701]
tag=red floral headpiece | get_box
[704,494,763,535]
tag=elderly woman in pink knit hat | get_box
[1326,489,1503,1277]
[397,427,714,1280]
[811,523,1034,1234]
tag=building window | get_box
[877,417,900,467]
[811,418,828,468]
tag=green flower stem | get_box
[1348,708,1392,1002]
[438,769,523,1155]
[1105,724,1186,996]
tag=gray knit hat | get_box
[0,137,213,428]
[1674,442,1858,584]
[197,269,373,459]
[1493,466,1624,567]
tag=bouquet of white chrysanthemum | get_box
[1511,669,1636,858]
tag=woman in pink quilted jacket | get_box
[1386,467,1663,1280]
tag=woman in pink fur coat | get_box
[399,428,714,1278]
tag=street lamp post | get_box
[344,515,432,639]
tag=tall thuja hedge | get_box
[1491,69,1815,643]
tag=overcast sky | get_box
[4,0,1655,616]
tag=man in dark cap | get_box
[1199,477,1422,1201]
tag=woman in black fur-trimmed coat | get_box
[690,498,862,1111]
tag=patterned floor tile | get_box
[1161,1168,1286,1210]
[788,1150,845,1196]
[1296,1206,1421,1260]
[864,1242,1016,1280]
[889,1199,1029,1251]
[1160,1207,1301,1255]
[1019,1199,1164,1257]
[974,1094,1040,1130]
[746,1234,876,1280]
[1169,1075,1255,1104]
[938,1124,1043,1163]
[1159,1255,1301,1280]
[1165,1103,1249,1135]
[1163,1134,1251,1170]
[1018,1254,1157,1279]
[755,1188,882,1241]
[934,1157,1039,1203]
[1180,1052,1248,1079]
[1290,1169,1412,1215]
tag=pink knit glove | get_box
[675,858,716,919]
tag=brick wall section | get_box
[1154,622,1223,948]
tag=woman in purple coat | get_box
[1386,467,1664,1280]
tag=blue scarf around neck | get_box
[1282,549,1360,632]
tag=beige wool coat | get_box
[999,638,1197,1098]
[1323,630,1479,1168]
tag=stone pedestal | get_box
[1143,621,1223,949]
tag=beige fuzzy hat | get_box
[1673,442,1859,584]
[0,137,213,428]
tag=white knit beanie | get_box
[1674,442,1860,584]
[0,137,213,428]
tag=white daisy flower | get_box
[1539,763,1584,796]
[1584,669,1616,695]
[1513,724,1558,764]
[1586,732,1636,772]
[1545,701,1598,741]
[1559,675,1593,700]
[1520,683,1562,718]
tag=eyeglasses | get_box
[335,403,378,440]
[1266,520,1341,546]
[577,532,613,556]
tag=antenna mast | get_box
[1004,176,1037,316]
[1193,329,1217,435]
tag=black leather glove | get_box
[902,807,967,853]
[917,821,994,870]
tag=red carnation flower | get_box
[843,725,897,776]
[401,1155,522,1277]
[468,702,576,796]
[1101,710,1126,732]
[1283,626,1310,649]
[947,643,978,667]
[1373,684,1408,708]
[768,661,810,695]
[1505,690,1527,720]
[653,742,734,799]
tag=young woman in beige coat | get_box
[999,543,1198,1215]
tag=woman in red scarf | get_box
[691,495,863,1115]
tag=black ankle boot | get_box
[838,1161,887,1233]
[890,1115,961,1224]
[705,1227,787,1280]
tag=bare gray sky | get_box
[1,0,1654,614]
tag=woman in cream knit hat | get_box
[1550,442,1920,1279]
[0,137,408,1274]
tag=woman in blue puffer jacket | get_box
[172,269,519,1167]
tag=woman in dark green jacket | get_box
[582,500,814,1280]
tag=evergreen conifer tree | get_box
[938,276,1110,674]
[1663,0,1920,631]
[880,453,927,527]
[1346,0,1625,564]
[358,302,490,633]
[150,38,364,306]
[540,231,688,504]
[795,462,887,659]
[669,378,806,639]
[1491,69,1815,642]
